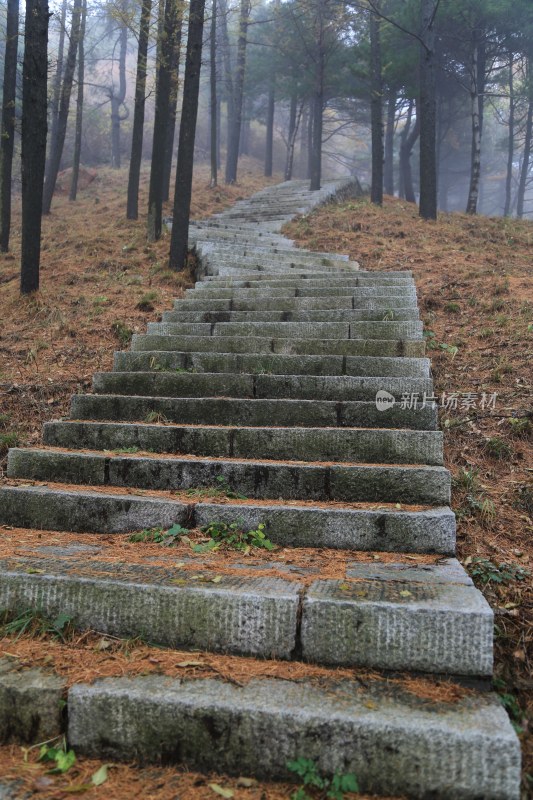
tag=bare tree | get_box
[0,0,19,252]
[126,0,152,218]
[70,0,88,201]
[21,0,49,295]
[169,0,206,270]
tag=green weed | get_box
[128,523,188,546]
[287,758,359,800]
[0,608,74,642]
[484,437,513,460]
[111,320,133,347]
[444,301,460,313]
[136,290,160,312]
[194,521,276,554]
[464,557,529,586]
[38,738,76,775]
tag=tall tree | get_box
[20,0,49,295]
[383,88,397,195]
[169,0,206,270]
[225,0,251,183]
[465,19,486,214]
[503,51,515,217]
[516,50,533,218]
[126,0,153,218]
[110,15,128,168]
[162,18,183,202]
[69,0,88,201]
[210,0,218,187]
[419,0,437,220]
[0,0,19,252]
[369,1,383,205]
[43,0,83,214]
[147,0,181,241]
[47,0,67,170]
[309,0,325,190]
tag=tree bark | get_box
[418,0,437,220]
[516,53,533,219]
[126,0,152,218]
[218,0,234,163]
[383,87,396,196]
[210,0,218,187]
[309,1,325,191]
[69,0,87,202]
[369,3,383,205]
[21,0,49,295]
[504,52,514,217]
[111,20,128,169]
[225,0,250,183]
[466,31,485,215]
[147,0,180,241]
[169,0,206,270]
[400,106,419,204]
[42,0,82,214]
[162,20,183,202]
[264,85,275,176]
[47,0,66,169]
[0,0,19,252]
[284,94,299,181]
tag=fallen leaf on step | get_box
[176,660,205,668]
[208,784,234,798]
[400,590,412,597]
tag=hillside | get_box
[0,177,531,796]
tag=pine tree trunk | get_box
[169,0,206,270]
[147,0,180,241]
[111,21,128,169]
[47,0,66,168]
[400,109,419,204]
[299,102,308,178]
[225,0,250,183]
[162,21,183,202]
[384,88,396,196]
[218,0,234,164]
[369,3,383,205]
[0,0,19,252]
[419,0,437,220]
[309,2,324,192]
[69,0,87,202]
[210,0,218,187]
[284,94,299,181]
[516,54,533,219]
[21,0,48,295]
[126,0,152,218]
[504,53,515,217]
[264,85,275,177]
[43,0,83,214]
[466,34,486,215]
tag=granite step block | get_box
[67,675,520,799]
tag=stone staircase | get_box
[0,180,521,798]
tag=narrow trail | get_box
[0,179,521,799]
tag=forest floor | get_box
[285,194,533,791]
[0,175,531,797]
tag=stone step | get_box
[162,312,420,324]
[7,448,451,504]
[0,553,490,675]
[0,485,455,552]
[113,351,430,378]
[163,309,421,323]
[173,296,419,310]
[201,256,360,273]
[43,422,444,465]
[195,241,352,264]
[67,675,520,799]
[92,371,434,402]
[186,285,417,298]
[147,321,424,340]
[131,333,426,357]
[71,395,438,431]
[196,273,414,287]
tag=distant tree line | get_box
[0,0,532,293]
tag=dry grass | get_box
[1,179,532,796]
[285,194,533,788]
[0,158,279,468]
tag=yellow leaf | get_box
[400,590,412,597]
[211,575,223,583]
[176,660,205,668]
[208,784,234,798]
